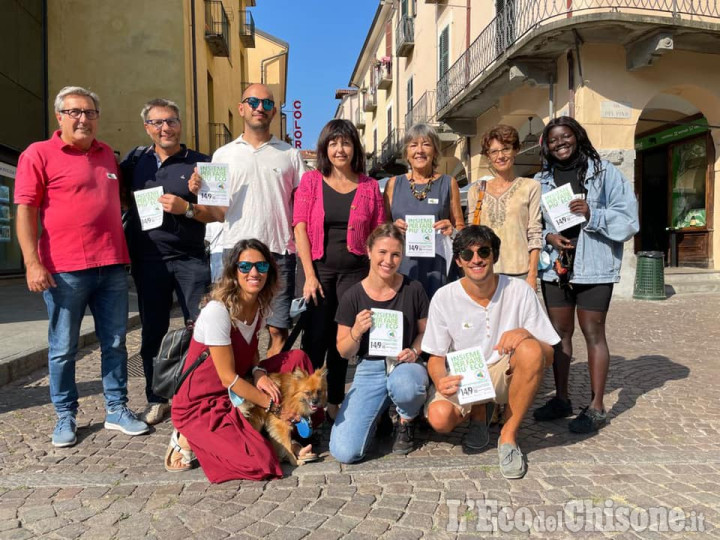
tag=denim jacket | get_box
[536,160,639,284]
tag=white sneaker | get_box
[140,402,171,425]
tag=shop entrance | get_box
[635,95,714,268]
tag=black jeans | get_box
[299,261,367,405]
[132,255,211,403]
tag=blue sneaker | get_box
[104,406,150,436]
[52,413,77,448]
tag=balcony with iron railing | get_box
[204,0,231,57]
[380,129,405,166]
[396,16,415,57]
[209,122,232,154]
[437,0,720,115]
[405,90,437,129]
[355,108,366,128]
[239,9,255,47]
[363,88,377,112]
[376,61,393,90]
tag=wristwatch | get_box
[184,202,195,219]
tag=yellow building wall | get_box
[47,0,186,156]
[185,0,254,154]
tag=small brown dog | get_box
[239,367,327,466]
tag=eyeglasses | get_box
[145,118,180,129]
[487,147,513,159]
[60,109,99,120]
[458,246,493,262]
[236,261,270,273]
[242,97,275,111]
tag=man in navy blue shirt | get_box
[121,98,218,425]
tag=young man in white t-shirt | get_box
[422,225,560,479]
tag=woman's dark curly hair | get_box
[480,124,520,156]
[540,116,602,184]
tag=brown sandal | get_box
[164,431,197,472]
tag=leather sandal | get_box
[291,441,319,464]
[164,430,197,472]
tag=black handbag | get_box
[152,322,209,400]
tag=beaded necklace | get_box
[408,173,436,201]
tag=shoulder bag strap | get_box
[173,350,210,396]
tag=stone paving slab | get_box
[0,293,719,538]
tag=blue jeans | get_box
[209,251,223,282]
[131,256,210,403]
[43,264,129,415]
[329,360,428,464]
[222,249,296,329]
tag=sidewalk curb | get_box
[0,314,142,387]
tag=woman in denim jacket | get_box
[532,117,639,434]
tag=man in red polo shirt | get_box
[15,86,149,447]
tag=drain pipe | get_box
[191,0,200,149]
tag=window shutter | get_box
[385,22,392,57]
[439,26,449,76]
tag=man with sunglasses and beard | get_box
[422,225,560,479]
[189,84,306,357]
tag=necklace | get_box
[408,174,435,201]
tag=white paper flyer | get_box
[368,309,403,357]
[541,183,586,232]
[197,163,230,206]
[446,346,496,405]
[133,186,164,231]
[405,215,435,258]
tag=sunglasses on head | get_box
[236,261,270,274]
[242,97,275,111]
[458,246,493,262]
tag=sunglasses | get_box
[236,261,270,273]
[458,246,493,262]
[242,97,275,111]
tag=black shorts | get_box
[541,281,614,312]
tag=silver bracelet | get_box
[251,365,267,376]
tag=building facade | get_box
[338,0,720,293]
[1,0,290,275]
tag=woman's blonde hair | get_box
[208,239,279,323]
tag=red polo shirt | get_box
[14,131,130,273]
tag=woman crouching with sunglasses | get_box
[167,239,317,483]
[330,224,430,462]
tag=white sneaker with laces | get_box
[140,402,171,425]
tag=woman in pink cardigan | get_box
[293,120,385,421]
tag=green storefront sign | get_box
[635,118,709,151]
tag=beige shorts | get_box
[424,354,512,417]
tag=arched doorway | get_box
[634,92,716,267]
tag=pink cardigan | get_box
[293,170,386,259]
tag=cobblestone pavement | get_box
[1,294,719,539]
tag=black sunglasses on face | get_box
[458,246,493,261]
[242,97,275,111]
[236,261,270,273]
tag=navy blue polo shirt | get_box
[121,145,210,261]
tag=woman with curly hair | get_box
[167,238,317,482]
[533,116,639,433]
[466,124,542,289]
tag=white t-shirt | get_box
[204,222,224,255]
[194,300,261,346]
[422,275,560,366]
[212,135,306,254]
